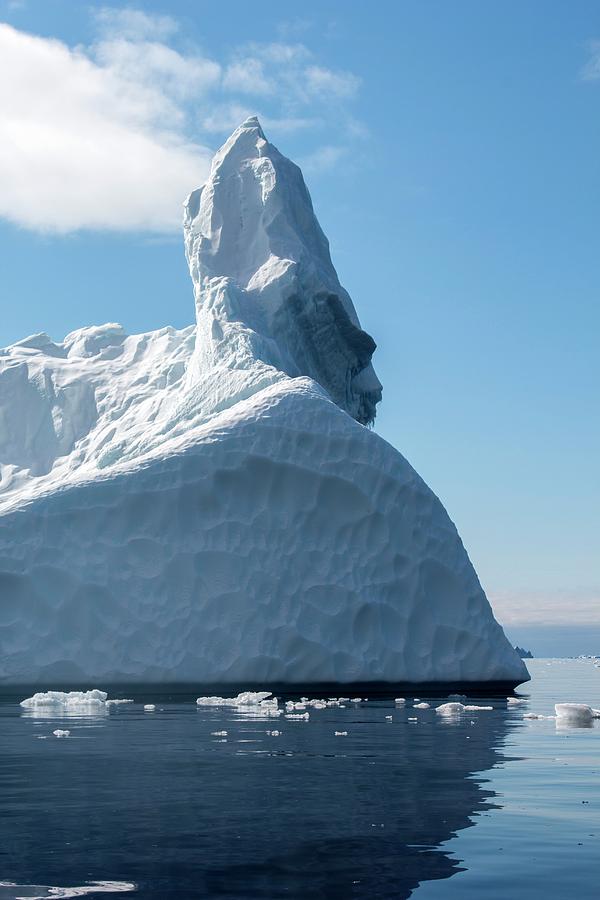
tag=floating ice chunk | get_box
[394,698,406,705]
[106,698,134,706]
[266,729,281,736]
[334,731,348,736]
[196,691,274,707]
[143,704,156,711]
[211,730,228,736]
[464,705,493,711]
[436,702,466,716]
[21,689,107,709]
[507,697,528,705]
[554,703,600,724]
[285,712,310,720]
[385,715,393,720]
[52,729,70,738]
[0,881,135,898]
[413,698,421,702]
[524,713,545,719]
[408,717,417,721]
[350,698,362,703]
[414,702,430,709]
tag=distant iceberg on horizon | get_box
[0,117,529,687]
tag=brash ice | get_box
[0,118,528,687]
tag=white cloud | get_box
[223,58,272,95]
[0,12,365,234]
[581,40,600,81]
[305,65,360,99]
[300,145,347,175]
[0,23,211,232]
[93,7,179,41]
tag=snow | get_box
[0,117,528,688]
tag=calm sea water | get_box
[0,659,598,899]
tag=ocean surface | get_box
[0,659,598,899]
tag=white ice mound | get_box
[20,689,107,709]
[554,703,600,724]
[0,117,529,687]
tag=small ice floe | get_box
[143,704,156,711]
[196,691,272,706]
[196,691,282,717]
[0,881,135,897]
[350,697,362,703]
[394,698,405,705]
[211,730,228,736]
[413,698,421,702]
[52,729,70,738]
[21,690,108,711]
[408,717,417,722]
[105,699,134,706]
[385,715,393,720]
[524,713,548,719]
[266,730,280,736]
[554,703,600,724]
[507,697,528,706]
[413,702,430,709]
[436,702,493,716]
[334,731,348,736]
[285,712,310,720]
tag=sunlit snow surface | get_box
[0,118,527,686]
[1,660,599,899]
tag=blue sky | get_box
[1,0,598,654]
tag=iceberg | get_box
[0,117,528,688]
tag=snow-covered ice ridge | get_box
[0,117,528,687]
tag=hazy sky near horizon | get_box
[0,0,598,652]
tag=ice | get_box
[143,704,156,711]
[507,697,528,705]
[211,731,227,736]
[52,729,70,738]
[21,690,107,710]
[554,703,600,724]
[0,881,135,898]
[105,699,133,706]
[436,703,466,716]
[394,698,406,705]
[414,702,430,709]
[385,715,393,720]
[436,702,493,716]
[334,731,348,736]
[0,118,529,689]
[285,712,310,720]
[196,691,273,707]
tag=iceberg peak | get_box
[184,120,382,426]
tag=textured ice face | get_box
[183,117,382,426]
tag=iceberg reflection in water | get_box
[0,685,514,899]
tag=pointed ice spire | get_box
[183,120,382,426]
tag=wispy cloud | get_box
[300,145,348,175]
[490,587,600,626]
[580,40,600,81]
[0,9,364,234]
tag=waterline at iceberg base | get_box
[0,118,528,689]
